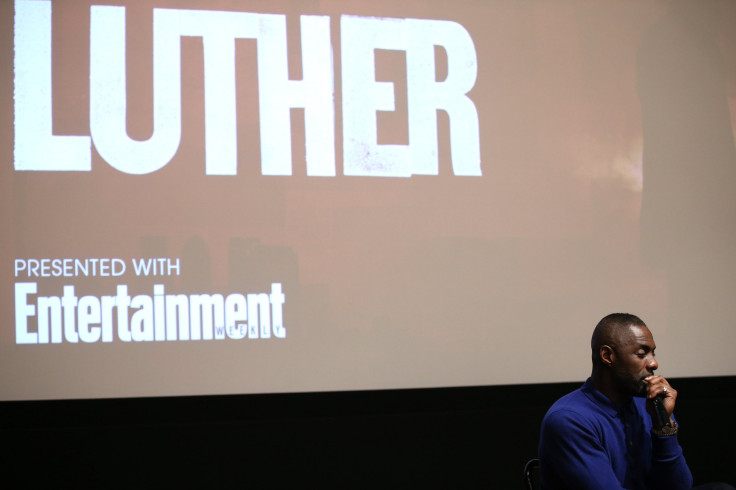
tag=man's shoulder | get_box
[546,385,592,414]
[542,383,606,429]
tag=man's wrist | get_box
[652,419,678,436]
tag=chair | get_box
[523,458,540,490]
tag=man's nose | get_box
[648,356,659,371]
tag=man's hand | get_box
[644,375,677,421]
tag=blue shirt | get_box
[538,379,693,489]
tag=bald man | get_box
[538,313,692,489]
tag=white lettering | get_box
[14,0,91,171]
[14,258,127,277]
[258,15,336,176]
[342,16,409,177]
[117,285,133,342]
[132,258,181,276]
[14,1,480,177]
[225,294,248,339]
[100,295,116,342]
[154,285,166,341]
[38,295,62,344]
[78,295,102,343]
[406,19,481,176]
[130,294,154,342]
[90,6,182,174]
[15,283,285,344]
[341,16,480,177]
[62,285,79,343]
[166,294,190,341]
[15,282,37,344]
[248,293,271,339]
[270,283,286,338]
[190,293,225,341]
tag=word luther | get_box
[14,0,481,178]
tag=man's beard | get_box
[634,376,649,398]
[612,368,648,398]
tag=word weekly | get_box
[14,0,481,177]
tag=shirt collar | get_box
[581,377,632,417]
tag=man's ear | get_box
[600,345,615,368]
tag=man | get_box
[538,313,731,489]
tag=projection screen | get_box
[2,0,736,401]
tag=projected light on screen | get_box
[2,0,735,401]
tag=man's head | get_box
[591,313,659,400]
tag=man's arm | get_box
[646,429,693,489]
[643,376,693,489]
[539,409,626,490]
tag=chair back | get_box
[523,458,540,490]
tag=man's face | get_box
[610,325,659,398]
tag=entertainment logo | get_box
[13,257,286,345]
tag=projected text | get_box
[15,282,286,344]
[14,0,481,177]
